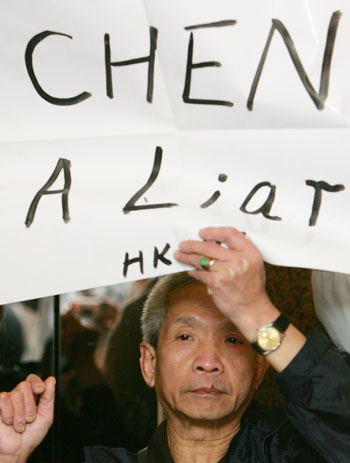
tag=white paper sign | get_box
[0,0,350,304]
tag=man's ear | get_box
[254,355,269,390]
[139,342,157,388]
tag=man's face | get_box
[152,283,265,424]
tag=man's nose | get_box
[193,346,224,374]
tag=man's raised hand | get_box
[174,227,277,328]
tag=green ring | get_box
[199,256,209,270]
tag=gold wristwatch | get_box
[251,314,290,356]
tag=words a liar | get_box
[24,155,346,230]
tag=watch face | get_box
[257,326,281,351]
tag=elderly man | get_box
[0,227,349,463]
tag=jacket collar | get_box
[146,420,238,463]
[147,402,285,463]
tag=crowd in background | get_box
[0,267,348,463]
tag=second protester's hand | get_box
[0,374,55,463]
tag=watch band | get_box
[251,314,290,355]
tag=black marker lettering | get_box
[185,20,237,31]
[25,158,72,228]
[105,27,158,103]
[240,181,281,221]
[247,11,341,110]
[123,146,178,213]
[201,173,227,208]
[154,243,172,268]
[306,180,345,226]
[201,191,220,208]
[183,21,236,107]
[123,251,144,277]
[25,31,91,106]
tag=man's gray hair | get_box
[141,272,200,347]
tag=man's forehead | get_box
[167,281,210,303]
[172,315,239,332]
[167,283,213,311]
[165,283,238,330]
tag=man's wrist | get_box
[0,456,27,463]
[229,300,281,343]
[228,300,307,372]
[251,314,290,356]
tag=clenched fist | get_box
[0,374,55,463]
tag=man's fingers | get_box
[187,267,236,294]
[188,268,217,287]
[16,381,38,424]
[0,376,55,435]
[198,227,264,272]
[0,392,14,426]
[0,388,29,432]
[26,374,45,395]
[175,248,234,275]
[199,227,250,251]
[174,249,207,269]
[9,390,26,433]
[178,239,230,261]
[37,377,55,423]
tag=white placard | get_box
[0,0,350,304]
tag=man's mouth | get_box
[191,385,223,395]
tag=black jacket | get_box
[84,331,350,462]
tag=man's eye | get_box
[226,336,239,344]
[177,334,191,341]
